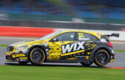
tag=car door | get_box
[77,32,99,51]
[60,32,95,60]
[48,32,77,60]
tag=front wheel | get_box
[94,49,110,67]
[29,48,45,65]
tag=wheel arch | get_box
[90,46,112,59]
[94,47,111,56]
[28,45,47,61]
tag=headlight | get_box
[15,45,28,52]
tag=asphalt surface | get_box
[0,37,125,67]
[0,47,6,65]
[112,43,125,50]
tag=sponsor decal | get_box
[97,33,101,37]
[62,42,85,54]
[44,41,48,43]
[60,52,85,60]
[79,38,90,41]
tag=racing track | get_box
[0,37,125,67]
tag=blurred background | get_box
[0,0,125,30]
[0,1,125,80]
[0,0,125,75]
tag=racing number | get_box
[78,33,84,38]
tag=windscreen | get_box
[39,31,60,40]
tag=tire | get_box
[19,62,28,65]
[80,61,93,67]
[29,48,45,65]
[94,49,110,67]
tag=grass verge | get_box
[0,65,125,80]
[114,50,125,53]
[0,45,8,47]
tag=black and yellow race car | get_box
[6,30,119,67]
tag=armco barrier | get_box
[0,26,55,37]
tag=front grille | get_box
[7,46,14,52]
[6,55,12,60]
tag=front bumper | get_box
[6,52,28,62]
[110,59,115,62]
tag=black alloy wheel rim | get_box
[97,52,108,64]
[32,50,43,63]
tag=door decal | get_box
[62,41,85,54]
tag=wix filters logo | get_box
[62,42,85,54]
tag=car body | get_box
[6,30,118,66]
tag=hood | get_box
[10,41,26,46]
[25,40,47,45]
[10,40,48,47]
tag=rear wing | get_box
[105,33,119,38]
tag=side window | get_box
[78,33,99,41]
[53,32,75,41]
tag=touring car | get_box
[6,30,119,67]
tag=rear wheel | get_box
[94,49,110,67]
[80,61,93,67]
[29,48,45,65]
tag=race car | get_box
[6,30,119,67]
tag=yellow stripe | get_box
[12,54,25,58]
[61,50,85,56]
[20,57,28,59]
[86,56,89,59]
[7,60,13,62]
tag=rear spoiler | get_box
[105,33,119,38]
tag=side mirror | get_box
[51,38,58,42]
